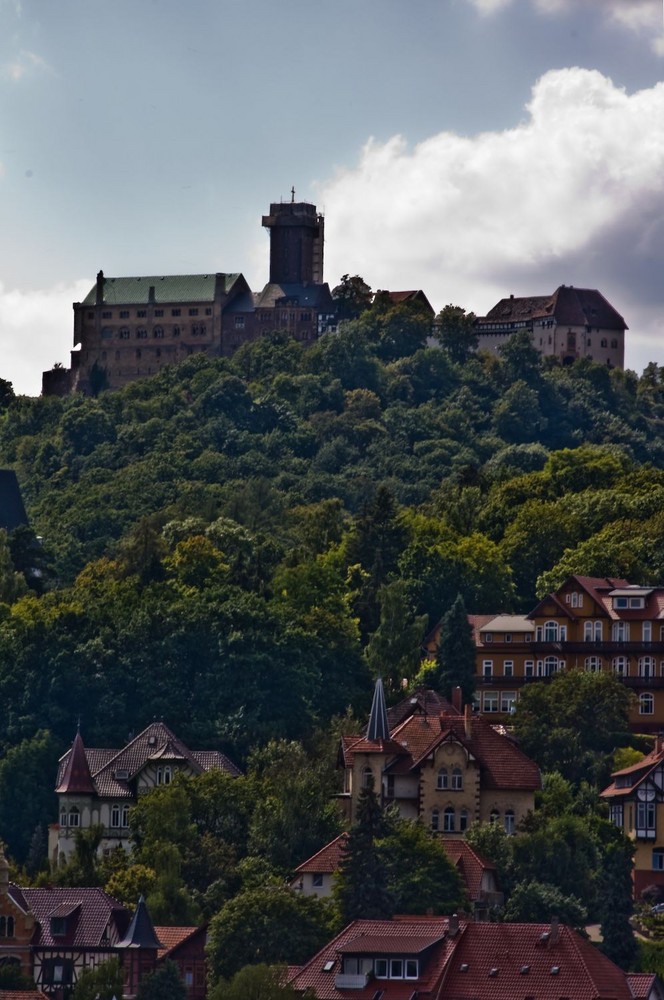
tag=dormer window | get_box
[51,917,67,937]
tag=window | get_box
[504,810,516,835]
[405,960,418,979]
[205,307,212,316]
[119,310,129,319]
[501,691,517,714]
[503,660,514,677]
[390,960,403,979]
[188,308,199,316]
[362,767,373,789]
[136,348,142,359]
[102,310,112,319]
[154,309,163,317]
[111,805,120,828]
[482,660,493,678]
[234,316,246,329]
[68,807,80,828]
[640,693,655,715]
[637,801,656,831]
[121,805,130,828]
[437,768,448,790]
[119,328,130,339]
[490,809,500,824]
[312,873,324,887]
[50,917,67,937]
[136,328,148,339]
[654,849,664,871]
[163,766,172,785]
[443,807,455,832]
[644,622,653,642]
[601,338,608,348]
[483,691,498,713]
[137,309,147,318]
[525,660,534,678]
[431,809,439,832]
[459,809,469,832]
[0,916,13,937]
[612,656,628,677]
[585,656,601,673]
[375,960,388,979]
[584,621,593,642]
[639,657,656,678]
[543,621,559,641]
[452,767,463,791]
[504,633,512,643]
[609,803,623,827]
[153,327,164,339]
[613,621,629,641]
[172,308,181,317]
[483,633,493,643]
[173,326,180,337]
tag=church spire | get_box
[366,676,389,742]
[56,729,95,795]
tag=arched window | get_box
[111,805,120,828]
[437,768,448,790]
[163,766,172,785]
[640,693,655,715]
[639,657,656,679]
[68,807,80,828]
[613,657,629,677]
[362,767,373,789]
[584,621,593,641]
[613,621,629,641]
[121,805,130,828]
[504,810,515,835]
[459,809,469,832]
[431,809,439,832]
[544,656,558,676]
[489,809,500,825]
[451,767,463,791]
[153,327,164,339]
[156,767,162,785]
[443,807,455,833]
[585,656,601,673]
[543,621,558,641]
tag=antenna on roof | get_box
[291,186,295,203]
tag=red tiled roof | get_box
[55,722,240,798]
[442,839,496,902]
[154,925,202,960]
[626,971,658,999]
[289,919,634,1000]
[14,886,129,949]
[601,743,664,800]
[55,730,95,795]
[294,834,348,875]
[0,992,49,1000]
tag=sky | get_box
[1,0,663,395]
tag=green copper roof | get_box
[82,273,242,306]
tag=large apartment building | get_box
[474,284,627,368]
[427,576,664,730]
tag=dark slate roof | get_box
[55,722,241,799]
[81,273,242,306]
[253,282,334,309]
[118,895,162,949]
[0,470,28,532]
[13,886,129,948]
[386,688,458,728]
[366,677,389,742]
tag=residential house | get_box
[287,914,642,1000]
[474,284,627,368]
[602,737,664,898]
[43,196,336,395]
[291,833,502,919]
[428,576,664,730]
[155,926,207,1000]
[50,722,240,865]
[338,680,540,836]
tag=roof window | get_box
[323,961,335,972]
[550,966,560,975]
[489,968,498,977]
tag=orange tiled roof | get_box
[154,925,202,959]
[442,838,496,902]
[601,743,664,799]
[293,834,348,875]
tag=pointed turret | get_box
[56,729,95,795]
[118,895,162,950]
[366,676,390,742]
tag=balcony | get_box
[532,641,664,655]
[335,974,370,989]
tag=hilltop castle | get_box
[42,196,336,395]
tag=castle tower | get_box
[262,191,325,285]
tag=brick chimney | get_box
[448,913,459,937]
[548,916,560,946]
[95,269,104,305]
[452,686,463,714]
[464,703,472,740]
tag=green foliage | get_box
[378,818,466,914]
[334,781,394,924]
[332,275,373,321]
[206,887,336,982]
[136,961,186,1000]
[435,304,477,363]
[503,880,587,927]
[0,729,60,865]
[210,964,309,1000]
[434,593,476,705]
[599,829,637,969]
[72,957,124,1000]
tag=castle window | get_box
[136,310,146,318]
[451,767,463,791]
[205,307,212,316]
[119,328,130,340]
[154,309,164,317]
[102,311,112,319]
[437,768,448,790]
[188,308,199,317]
[172,308,181,317]
[200,325,207,336]
[601,338,607,348]
[136,328,148,339]
[153,327,164,339]
[443,807,455,832]
[119,310,129,319]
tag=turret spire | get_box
[56,729,95,795]
[367,676,389,742]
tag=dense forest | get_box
[2,296,664,917]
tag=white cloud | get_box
[4,49,52,82]
[465,0,664,54]
[318,68,664,371]
[0,280,90,396]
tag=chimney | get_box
[448,913,459,937]
[451,686,463,714]
[148,285,156,304]
[96,269,105,305]
[548,916,560,947]
[464,703,472,739]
